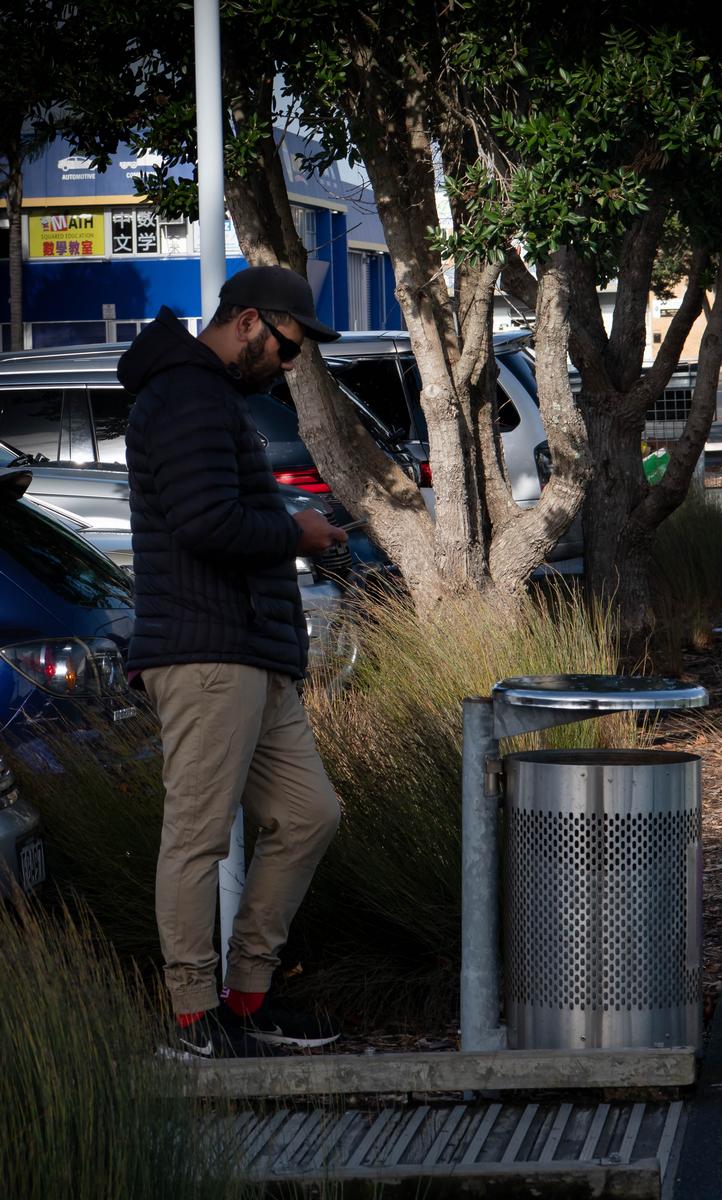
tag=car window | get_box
[326,357,412,438]
[0,389,63,460]
[497,388,520,432]
[251,389,315,468]
[0,441,23,466]
[88,387,135,464]
[498,350,539,407]
[0,499,133,609]
[401,381,519,441]
[61,389,94,462]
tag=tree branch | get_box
[606,199,668,390]
[470,268,518,533]
[489,249,591,585]
[566,251,613,392]
[633,245,709,405]
[499,247,538,313]
[631,261,722,534]
[454,260,503,390]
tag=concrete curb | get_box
[174,1046,696,1099]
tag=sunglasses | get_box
[259,316,303,364]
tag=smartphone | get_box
[339,518,368,532]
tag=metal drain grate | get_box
[220,1098,684,1186]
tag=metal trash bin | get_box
[503,748,702,1051]
[458,676,705,1051]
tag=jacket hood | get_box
[117,306,225,394]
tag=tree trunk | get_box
[7,161,23,350]
[580,397,652,646]
[489,251,591,592]
[224,135,447,611]
[572,233,708,647]
[291,345,443,609]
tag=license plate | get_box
[18,837,45,892]
[112,706,138,722]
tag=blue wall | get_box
[0,247,401,330]
[12,256,213,322]
[2,132,399,334]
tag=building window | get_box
[348,251,370,330]
[290,205,317,255]
[111,210,190,256]
[159,219,189,256]
[111,209,159,255]
[31,321,107,348]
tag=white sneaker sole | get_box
[156,1044,212,1063]
[251,1031,341,1049]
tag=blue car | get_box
[0,467,139,893]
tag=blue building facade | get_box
[0,131,400,349]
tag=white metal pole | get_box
[193,0,243,976]
[194,0,228,327]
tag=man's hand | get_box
[293,509,348,553]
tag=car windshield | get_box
[0,498,133,609]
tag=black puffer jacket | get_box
[119,307,307,678]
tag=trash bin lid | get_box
[492,673,708,712]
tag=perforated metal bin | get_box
[502,748,702,1051]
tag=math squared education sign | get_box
[28,212,105,259]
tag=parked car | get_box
[20,481,360,683]
[0,340,415,495]
[0,749,44,898]
[311,328,582,565]
[0,466,138,776]
[0,331,582,568]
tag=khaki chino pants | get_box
[143,662,340,1014]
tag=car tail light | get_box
[0,638,127,698]
[273,467,331,494]
[419,461,433,487]
[534,441,552,488]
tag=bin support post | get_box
[460,697,506,1051]
[219,808,245,978]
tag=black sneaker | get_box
[159,1008,284,1060]
[221,994,340,1049]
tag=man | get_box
[118,265,347,1058]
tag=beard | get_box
[235,329,278,389]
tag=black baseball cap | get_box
[218,265,341,342]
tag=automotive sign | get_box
[17,139,186,200]
[28,212,105,259]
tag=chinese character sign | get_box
[135,210,158,254]
[29,213,105,259]
[111,212,134,254]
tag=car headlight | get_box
[0,637,127,698]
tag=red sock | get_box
[221,987,266,1017]
[176,1010,206,1028]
